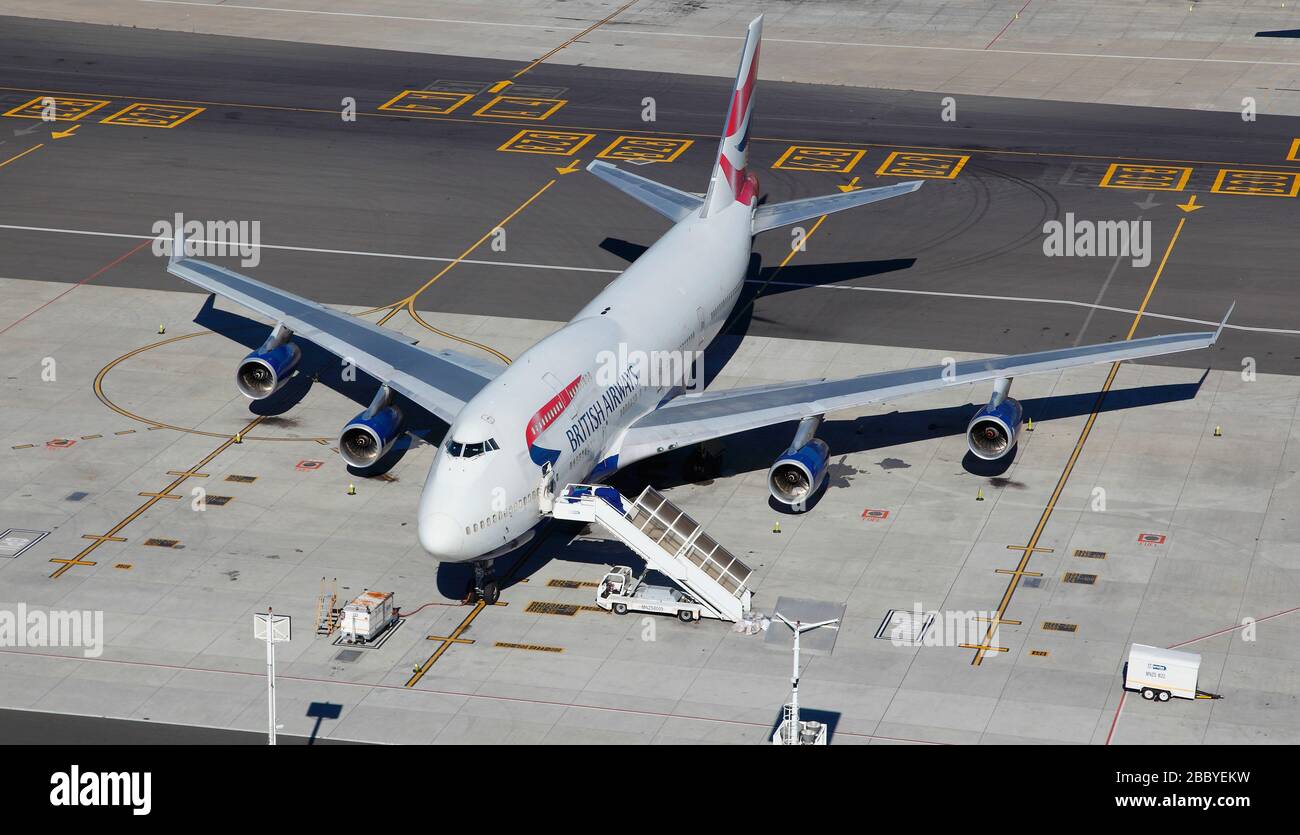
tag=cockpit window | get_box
[445,437,499,458]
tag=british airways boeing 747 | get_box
[167,16,1229,603]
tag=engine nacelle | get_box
[967,397,1023,461]
[236,342,301,399]
[339,405,403,468]
[768,438,830,506]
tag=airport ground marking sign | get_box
[1210,168,1300,198]
[597,135,692,164]
[474,95,566,120]
[0,529,49,559]
[1288,139,1300,162]
[1098,163,1192,192]
[875,151,969,179]
[498,129,595,156]
[378,89,473,115]
[4,95,110,121]
[100,102,205,129]
[772,145,866,173]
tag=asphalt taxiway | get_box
[2,18,1300,371]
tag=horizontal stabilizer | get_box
[752,180,922,234]
[586,160,704,223]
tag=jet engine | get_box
[767,415,829,507]
[340,386,403,468]
[236,324,300,399]
[966,377,1023,461]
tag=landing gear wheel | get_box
[678,610,695,623]
[613,602,629,615]
[685,443,723,481]
[472,559,499,605]
[1156,690,1171,702]
[1141,688,1156,701]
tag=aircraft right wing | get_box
[617,314,1231,463]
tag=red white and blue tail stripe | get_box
[704,15,762,215]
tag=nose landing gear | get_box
[471,559,499,606]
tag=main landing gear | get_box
[471,559,499,606]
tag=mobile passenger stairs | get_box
[550,484,754,623]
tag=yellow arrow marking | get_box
[555,158,581,175]
[837,176,861,192]
[1176,193,1203,212]
[51,124,79,139]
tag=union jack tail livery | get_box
[704,15,763,215]
[585,13,923,233]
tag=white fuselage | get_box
[417,200,753,562]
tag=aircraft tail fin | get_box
[702,15,762,216]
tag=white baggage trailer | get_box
[1124,644,1205,702]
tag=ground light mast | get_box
[253,608,291,745]
[771,612,838,745]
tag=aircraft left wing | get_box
[167,233,500,424]
[618,319,1230,462]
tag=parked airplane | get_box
[167,15,1230,603]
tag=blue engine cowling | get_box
[767,438,830,507]
[236,342,301,399]
[339,406,403,468]
[967,397,1024,460]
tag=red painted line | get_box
[1107,604,1300,745]
[985,0,1033,50]
[1104,690,1127,745]
[0,647,948,744]
[0,237,152,337]
[1168,604,1300,650]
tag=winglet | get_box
[1213,300,1236,343]
[170,224,185,265]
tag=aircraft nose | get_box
[418,512,464,560]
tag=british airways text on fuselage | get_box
[564,367,643,452]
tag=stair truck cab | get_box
[595,565,708,622]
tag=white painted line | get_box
[0,223,619,274]
[139,0,1300,68]
[138,0,570,30]
[1,222,1294,335]
[755,279,1300,336]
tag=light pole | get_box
[772,612,838,745]
[253,608,291,745]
